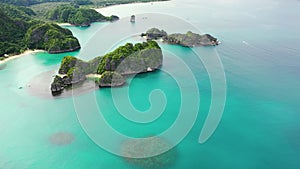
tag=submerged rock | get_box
[49,132,75,146]
[121,137,177,169]
[0,63,6,70]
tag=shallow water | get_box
[0,0,300,168]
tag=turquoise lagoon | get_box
[0,0,300,168]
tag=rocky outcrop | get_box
[50,72,86,95]
[48,46,81,54]
[141,28,220,47]
[98,71,125,87]
[51,56,88,95]
[141,28,167,40]
[109,15,120,22]
[51,76,65,95]
[130,15,136,23]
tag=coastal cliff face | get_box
[51,41,163,95]
[142,28,220,47]
[98,71,125,87]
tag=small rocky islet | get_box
[51,41,163,95]
[141,28,220,47]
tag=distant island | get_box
[0,3,80,59]
[51,41,163,95]
[141,28,220,47]
[46,5,119,26]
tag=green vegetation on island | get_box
[46,5,119,26]
[0,3,80,58]
[89,0,169,7]
[0,0,168,7]
[97,41,162,74]
[51,41,163,95]
[25,23,80,53]
[142,28,220,47]
[0,0,92,6]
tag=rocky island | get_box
[51,41,163,95]
[141,28,220,47]
[25,23,80,53]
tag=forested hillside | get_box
[0,3,80,58]
[0,0,168,7]
[0,0,168,58]
[0,0,91,6]
[46,5,118,26]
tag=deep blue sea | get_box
[0,0,299,168]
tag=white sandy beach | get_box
[57,23,72,26]
[0,50,44,64]
[94,1,169,18]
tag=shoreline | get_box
[93,0,169,10]
[58,1,171,27]
[0,50,44,65]
[94,0,170,16]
